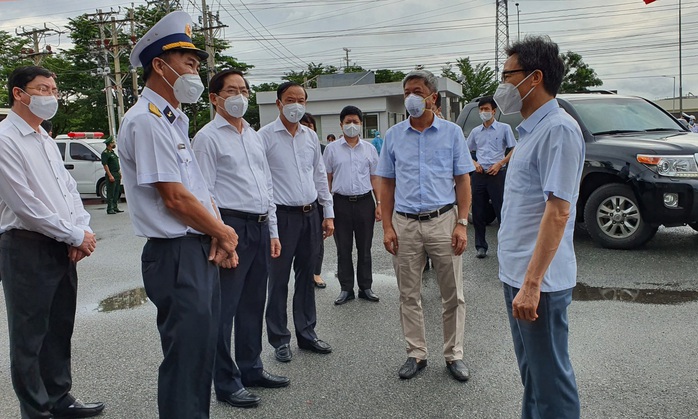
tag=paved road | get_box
[1,203,697,418]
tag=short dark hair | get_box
[277,81,307,100]
[327,134,336,141]
[209,69,249,95]
[478,96,497,109]
[299,113,316,131]
[40,119,53,133]
[434,94,442,108]
[8,66,54,106]
[142,51,174,83]
[505,35,564,96]
[339,105,363,123]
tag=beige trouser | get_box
[392,207,465,362]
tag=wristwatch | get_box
[457,218,468,226]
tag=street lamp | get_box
[661,75,677,114]
[515,3,521,41]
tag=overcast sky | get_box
[1,0,696,101]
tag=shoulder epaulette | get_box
[149,103,162,118]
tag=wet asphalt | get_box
[1,202,697,419]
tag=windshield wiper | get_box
[643,128,682,132]
[593,129,641,135]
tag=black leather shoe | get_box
[298,338,332,354]
[243,370,290,388]
[398,357,427,379]
[358,289,380,302]
[476,248,487,259]
[334,290,355,305]
[446,360,471,382]
[52,399,105,418]
[114,208,124,213]
[275,343,292,362]
[218,388,260,408]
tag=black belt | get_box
[2,229,58,243]
[219,208,268,223]
[397,203,454,221]
[334,192,372,202]
[148,233,207,241]
[276,202,317,213]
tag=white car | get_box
[54,132,117,199]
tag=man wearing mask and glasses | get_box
[465,96,516,259]
[495,36,583,419]
[377,70,474,382]
[259,82,334,363]
[119,11,239,419]
[192,69,288,409]
[0,66,104,418]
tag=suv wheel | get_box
[98,179,108,200]
[584,184,657,249]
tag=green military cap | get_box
[103,137,115,145]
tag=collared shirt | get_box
[466,119,517,170]
[101,148,120,173]
[0,111,91,246]
[119,87,216,238]
[376,116,475,214]
[323,138,378,196]
[259,117,334,218]
[192,114,278,237]
[497,99,585,292]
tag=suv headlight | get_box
[637,154,698,178]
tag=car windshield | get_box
[569,97,683,135]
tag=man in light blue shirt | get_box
[259,81,335,363]
[466,96,516,259]
[496,36,584,419]
[377,70,474,383]
[192,69,289,409]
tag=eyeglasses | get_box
[219,88,249,97]
[500,69,529,83]
[25,85,60,96]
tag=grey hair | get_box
[402,70,438,93]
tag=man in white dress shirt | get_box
[0,66,104,418]
[259,81,335,362]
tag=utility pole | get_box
[200,0,227,118]
[111,16,126,123]
[16,25,58,65]
[678,0,683,115]
[515,3,521,41]
[129,5,139,100]
[343,47,351,71]
[494,0,510,77]
[86,8,119,138]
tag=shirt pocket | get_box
[176,148,193,185]
[430,148,452,176]
[505,159,532,195]
[299,147,315,173]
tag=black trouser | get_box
[214,213,269,397]
[314,199,324,275]
[0,230,78,419]
[141,235,220,419]
[265,205,321,348]
[333,193,375,292]
[471,170,506,251]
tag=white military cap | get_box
[130,11,208,68]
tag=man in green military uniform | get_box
[101,137,122,214]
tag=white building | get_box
[256,72,463,142]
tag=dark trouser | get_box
[314,200,323,275]
[265,206,321,348]
[333,194,375,292]
[106,173,121,212]
[503,283,580,419]
[141,235,220,419]
[214,214,269,397]
[0,230,77,419]
[471,170,505,251]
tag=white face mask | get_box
[493,71,536,115]
[404,93,430,118]
[479,111,493,122]
[221,94,248,118]
[160,59,205,104]
[21,90,58,120]
[282,103,305,124]
[342,123,361,139]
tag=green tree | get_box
[560,51,602,93]
[283,62,338,88]
[375,69,405,83]
[0,31,32,107]
[247,82,279,130]
[442,57,498,104]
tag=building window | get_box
[363,113,379,138]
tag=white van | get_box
[54,132,115,199]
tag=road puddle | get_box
[98,287,149,312]
[573,283,698,305]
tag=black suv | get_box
[456,93,698,249]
